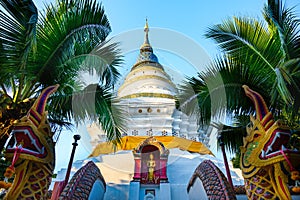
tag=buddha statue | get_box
[147,153,156,182]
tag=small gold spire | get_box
[144,18,149,32]
[143,18,150,45]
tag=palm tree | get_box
[178,0,300,151]
[0,0,125,150]
[178,57,256,152]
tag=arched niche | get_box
[132,137,169,184]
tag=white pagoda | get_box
[54,20,244,200]
[88,19,208,149]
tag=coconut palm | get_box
[179,57,258,152]
[178,0,300,151]
[0,0,125,150]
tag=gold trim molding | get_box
[120,93,175,99]
[118,74,176,92]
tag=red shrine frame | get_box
[132,137,169,184]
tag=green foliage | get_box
[290,130,300,150]
[0,0,125,147]
[180,0,300,152]
[215,122,246,153]
[231,151,241,169]
[0,149,10,180]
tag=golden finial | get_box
[144,18,149,32]
[143,18,150,45]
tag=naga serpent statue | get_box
[240,85,300,199]
[0,85,59,199]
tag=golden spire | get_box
[144,18,149,31]
[143,18,150,45]
[132,18,162,71]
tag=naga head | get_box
[241,85,292,168]
[5,85,59,165]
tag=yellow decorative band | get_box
[120,93,175,99]
[118,75,176,92]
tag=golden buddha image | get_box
[147,153,156,182]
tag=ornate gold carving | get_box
[120,93,175,99]
[1,85,58,199]
[240,85,299,200]
[135,137,167,155]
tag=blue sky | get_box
[33,0,300,172]
[99,0,299,55]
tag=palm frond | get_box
[34,0,112,86]
[92,40,123,86]
[0,0,37,64]
[192,0,300,153]
[49,84,127,144]
[0,0,125,145]
[277,59,300,123]
[212,122,245,153]
[13,0,123,105]
[264,0,300,58]
[0,0,37,101]
[206,14,300,106]
[205,17,283,70]
[178,56,275,126]
[78,40,123,86]
[49,119,74,143]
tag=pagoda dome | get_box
[118,20,177,99]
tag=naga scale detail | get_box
[188,159,237,200]
[0,85,59,199]
[240,85,300,199]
